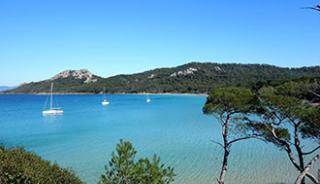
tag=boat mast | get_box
[50,83,53,109]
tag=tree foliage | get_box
[0,146,83,184]
[203,87,260,114]
[99,140,175,184]
[272,77,320,104]
[256,79,320,142]
[242,79,320,184]
[203,87,260,184]
[204,78,320,184]
[306,4,320,12]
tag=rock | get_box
[148,74,155,79]
[51,69,97,83]
[170,67,198,77]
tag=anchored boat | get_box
[42,83,64,116]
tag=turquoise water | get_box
[0,94,315,184]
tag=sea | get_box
[0,94,317,184]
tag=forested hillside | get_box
[5,62,320,94]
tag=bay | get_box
[0,94,310,184]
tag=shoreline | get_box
[0,92,208,97]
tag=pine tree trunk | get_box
[218,114,230,184]
[295,155,320,184]
[294,123,306,184]
[218,147,230,184]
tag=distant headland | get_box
[3,62,320,94]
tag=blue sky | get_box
[0,0,319,86]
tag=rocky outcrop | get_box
[170,67,198,77]
[51,69,97,83]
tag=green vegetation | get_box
[1,141,175,184]
[0,146,83,184]
[99,140,175,184]
[6,62,320,94]
[203,78,320,184]
[203,87,260,184]
[246,79,320,184]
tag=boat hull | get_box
[42,109,64,116]
[101,101,110,106]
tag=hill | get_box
[5,62,320,94]
[0,86,15,92]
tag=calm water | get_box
[0,94,315,184]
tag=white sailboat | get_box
[146,94,151,103]
[101,99,110,106]
[42,83,64,115]
[101,88,110,106]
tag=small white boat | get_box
[42,83,64,116]
[42,108,64,115]
[146,94,151,103]
[101,88,110,106]
[101,99,110,106]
